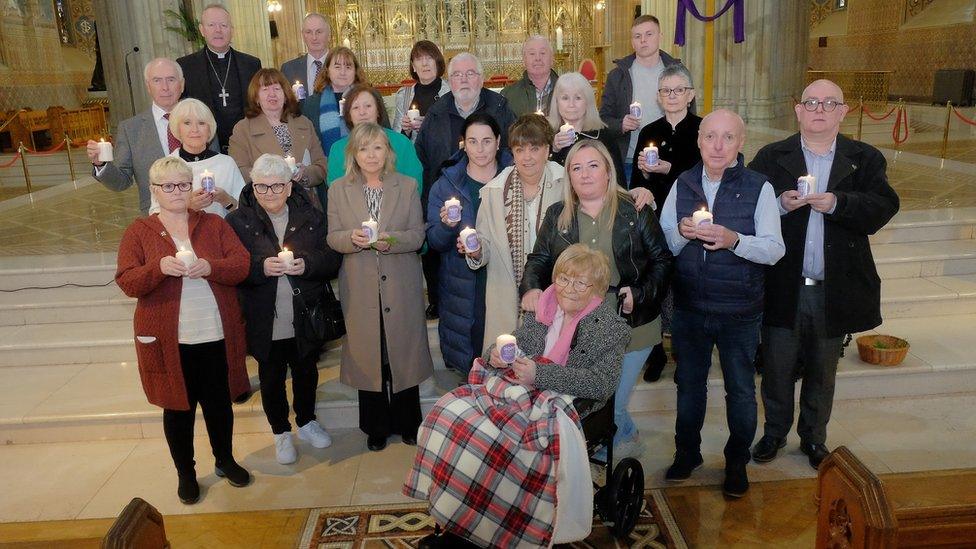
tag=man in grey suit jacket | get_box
[281,13,331,95]
[86,58,185,215]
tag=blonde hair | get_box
[343,123,396,179]
[558,139,630,232]
[148,156,193,186]
[553,243,611,298]
[168,98,217,143]
[548,72,605,132]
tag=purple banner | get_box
[674,0,745,46]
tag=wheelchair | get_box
[419,395,645,547]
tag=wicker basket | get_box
[856,335,910,366]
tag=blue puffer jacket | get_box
[426,149,513,372]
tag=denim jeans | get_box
[671,307,762,464]
[613,346,653,445]
[623,162,634,188]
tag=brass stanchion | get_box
[941,100,952,160]
[18,142,32,194]
[64,136,76,182]
[856,96,864,141]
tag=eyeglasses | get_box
[659,86,693,97]
[800,99,845,112]
[554,273,593,292]
[253,182,287,194]
[449,70,481,80]
[151,182,192,193]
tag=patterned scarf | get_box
[503,168,550,289]
[316,86,348,154]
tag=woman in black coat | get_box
[226,154,341,465]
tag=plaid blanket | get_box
[403,360,582,548]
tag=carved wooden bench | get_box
[101,497,170,549]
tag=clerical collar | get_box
[207,47,230,59]
[179,147,217,163]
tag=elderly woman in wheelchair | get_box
[405,244,642,547]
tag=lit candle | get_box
[692,207,713,227]
[642,143,659,166]
[362,218,378,244]
[277,247,294,268]
[284,155,297,174]
[445,197,462,223]
[199,169,215,193]
[97,139,113,162]
[460,227,480,253]
[342,37,351,48]
[407,104,420,122]
[291,80,307,100]
[555,26,564,52]
[629,101,642,119]
[496,334,518,364]
[175,247,196,268]
[534,110,545,116]
[559,123,576,142]
[338,98,345,115]
[797,174,816,198]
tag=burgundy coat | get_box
[116,211,251,410]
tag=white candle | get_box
[284,155,297,173]
[555,26,564,52]
[362,218,378,244]
[277,247,294,268]
[342,37,351,48]
[175,247,196,268]
[496,334,518,364]
[338,98,345,115]
[629,101,642,119]
[445,197,462,223]
[692,208,713,227]
[534,110,545,116]
[407,105,420,122]
[642,143,659,166]
[199,169,215,193]
[460,227,480,253]
[559,123,576,141]
[291,81,307,100]
[97,139,113,162]
[797,175,816,198]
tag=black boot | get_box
[643,343,667,382]
[215,458,252,487]
[177,471,200,504]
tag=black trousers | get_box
[259,338,319,434]
[163,340,235,476]
[422,252,440,308]
[358,319,422,439]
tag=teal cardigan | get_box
[326,127,424,195]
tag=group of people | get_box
[100,3,899,539]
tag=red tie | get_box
[163,113,180,154]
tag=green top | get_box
[578,205,661,352]
[326,127,424,195]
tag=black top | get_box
[629,113,702,212]
[549,128,626,188]
[205,50,245,153]
[178,146,217,163]
[413,79,442,116]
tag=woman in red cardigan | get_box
[116,156,252,505]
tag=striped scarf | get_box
[316,86,349,154]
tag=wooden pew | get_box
[49,105,109,145]
[101,497,170,549]
[6,109,50,150]
[816,446,976,548]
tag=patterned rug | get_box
[298,489,686,548]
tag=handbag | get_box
[289,277,346,357]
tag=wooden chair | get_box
[101,497,170,549]
[816,446,976,548]
[51,105,109,145]
[7,109,51,151]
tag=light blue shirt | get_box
[789,138,837,280]
[661,161,785,266]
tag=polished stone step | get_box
[869,207,976,245]
[0,253,118,291]
[873,239,976,279]
[881,275,976,318]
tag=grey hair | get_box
[303,12,330,29]
[447,52,484,77]
[143,58,183,83]
[250,154,293,182]
[201,3,230,17]
[659,64,694,88]
[523,35,553,54]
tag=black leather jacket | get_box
[520,196,674,328]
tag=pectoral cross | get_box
[218,88,229,107]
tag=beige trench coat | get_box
[467,162,566,353]
[326,172,433,392]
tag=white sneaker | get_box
[297,420,333,449]
[274,432,297,464]
[614,438,646,460]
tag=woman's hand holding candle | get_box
[160,256,188,277]
[351,228,372,249]
[511,356,537,386]
[440,201,461,227]
[186,258,211,279]
[639,156,671,175]
[283,257,305,276]
[263,256,288,277]
[189,188,214,211]
[456,234,481,259]
[372,232,392,252]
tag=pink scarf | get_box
[533,285,603,366]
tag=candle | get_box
[362,218,378,244]
[342,37,351,48]
[277,247,294,268]
[284,155,297,174]
[797,175,816,198]
[534,110,545,116]
[199,169,215,193]
[559,123,576,142]
[555,26,564,52]
[97,139,113,162]
[175,247,196,268]
[338,98,345,115]
[496,334,518,364]
[291,80,307,100]
[407,104,420,122]
[629,101,642,119]
[692,208,713,227]
[460,227,480,253]
[445,197,462,223]
[642,143,659,166]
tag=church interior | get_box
[1,0,975,547]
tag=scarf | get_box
[316,86,349,153]
[533,285,603,366]
[503,168,551,289]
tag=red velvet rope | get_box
[892,106,909,145]
[862,105,897,121]
[20,140,67,155]
[952,107,976,127]
[0,152,22,169]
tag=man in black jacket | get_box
[177,4,261,153]
[748,80,899,469]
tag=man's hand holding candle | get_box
[804,192,837,213]
[697,223,740,251]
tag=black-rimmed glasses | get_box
[254,183,287,194]
[151,182,192,193]
[659,86,694,97]
[800,99,844,112]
